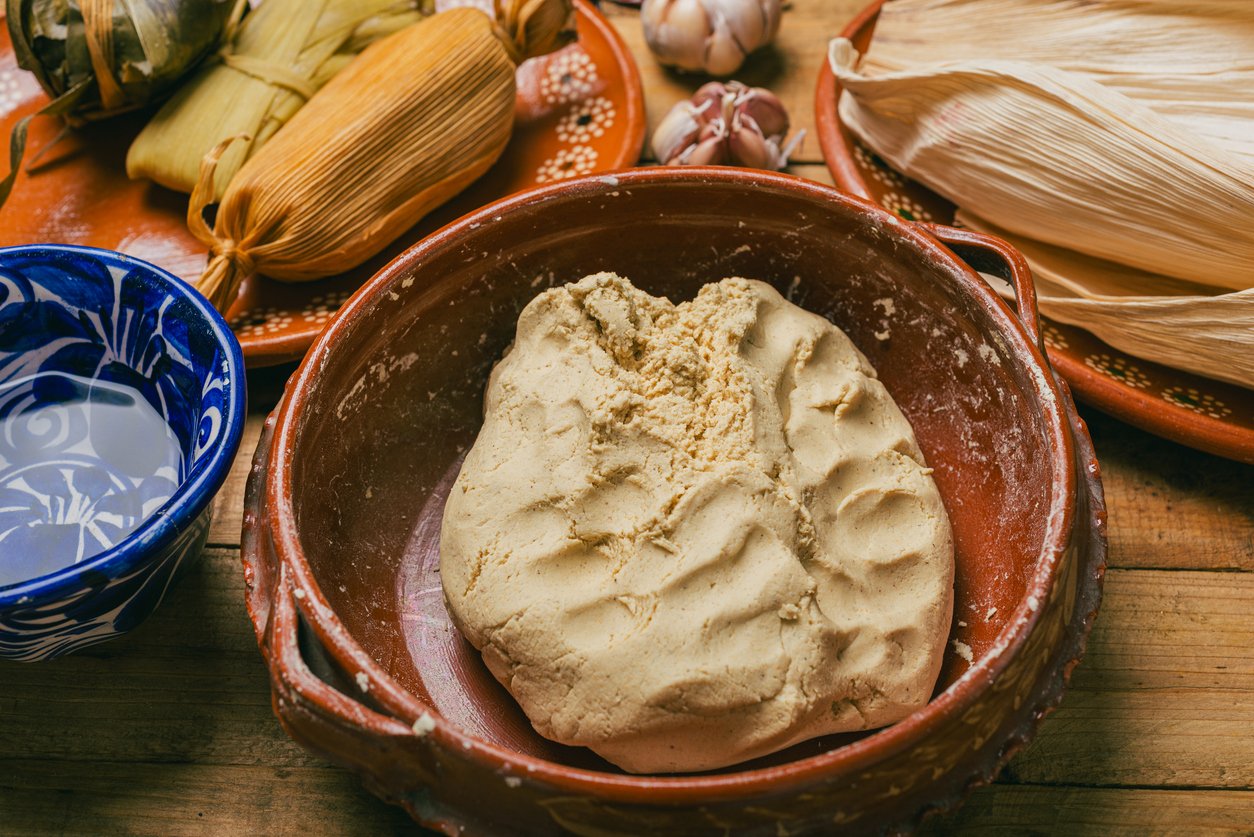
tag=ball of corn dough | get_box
[439,273,954,773]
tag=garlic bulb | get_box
[653,81,800,170]
[641,0,781,76]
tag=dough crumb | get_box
[951,640,974,664]
[412,712,436,736]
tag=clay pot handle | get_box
[920,223,1045,355]
[241,413,418,757]
[270,566,417,738]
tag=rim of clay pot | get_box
[266,167,1077,803]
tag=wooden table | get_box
[3,1,1253,833]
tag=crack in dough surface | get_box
[439,273,954,773]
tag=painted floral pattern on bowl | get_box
[0,373,184,575]
[0,0,645,368]
[0,246,245,661]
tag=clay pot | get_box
[242,168,1106,834]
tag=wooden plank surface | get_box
[921,787,1254,836]
[4,0,1254,833]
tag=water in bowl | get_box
[0,372,184,587]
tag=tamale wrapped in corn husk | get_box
[1,0,243,206]
[128,0,435,201]
[189,0,574,313]
[6,0,242,118]
[829,0,1254,388]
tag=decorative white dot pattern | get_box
[1042,324,1069,351]
[302,290,353,325]
[854,143,904,187]
[535,145,598,183]
[232,308,293,337]
[556,97,615,144]
[539,49,598,106]
[1084,353,1150,389]
[230,289,355,338]
[1160,386,1232,419]
[882,192,932,222]
[0,70,22,117]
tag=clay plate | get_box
[815,0,1254,465]
[241,168,1106,834]
[0,0,645,367]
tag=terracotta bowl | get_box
[242,168,1106,834]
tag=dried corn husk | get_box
[189,0,574,313]
[127,0,434,201]
[830,41,1254,291]
[829,0,1254,387]
[854,0,1254,165]
[959,214,1254,388]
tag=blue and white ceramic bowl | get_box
[0,245,246,661]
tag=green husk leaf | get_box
[5,0,242,120]
[1,0,242,212]
[0,76,88,207]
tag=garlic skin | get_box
[652,81,802,170]
[641,0,782,77]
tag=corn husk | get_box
[959,215,1254,388]
[852,0,1254,165]
[189,0,575,313]
[828,0,1254,388]
[1,0,242,207]
[127,0,434,201]
[6,0,241,117]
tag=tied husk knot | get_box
[495,0,577,64]
[188,134,256,312]
[217,52,320,101]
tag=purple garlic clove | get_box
[737,86,790,140]
[652,101,706,166]
[652,80,799,171]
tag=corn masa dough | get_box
[439,273,954,773]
